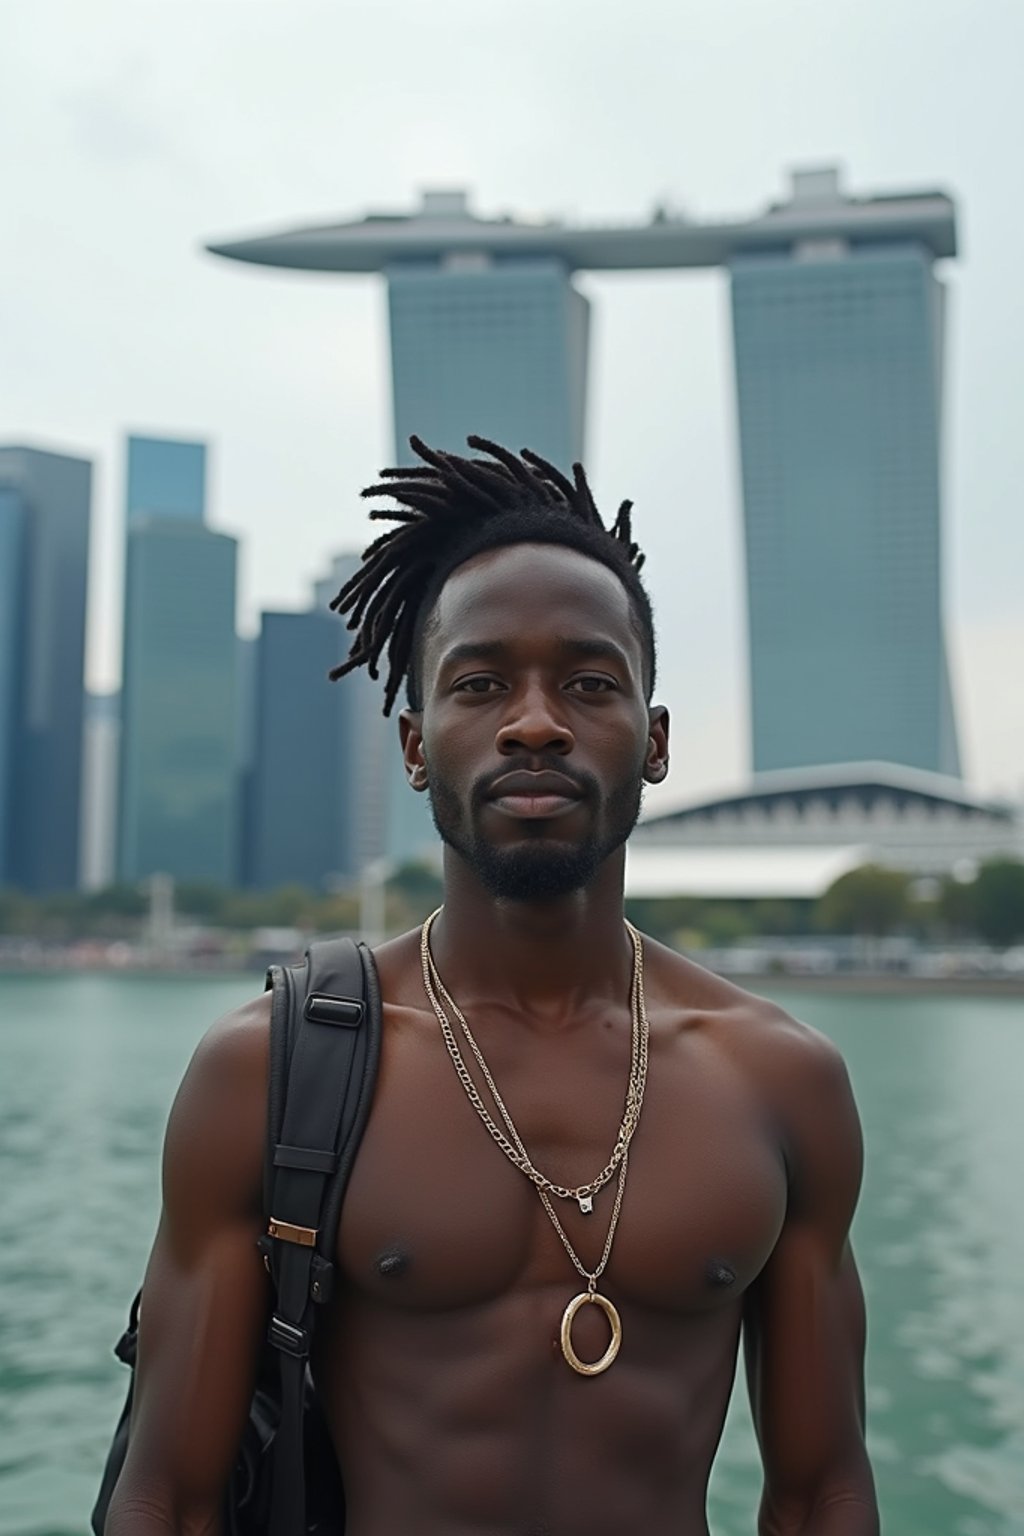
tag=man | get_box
[106,436,878,1534]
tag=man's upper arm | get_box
[743,1023,878,1536]
[105,995,272,1535]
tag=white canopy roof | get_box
[624,844,870,900]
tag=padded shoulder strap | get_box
[266,938,381,1282]
[274,938,367,1227]
[262,937,382,1536]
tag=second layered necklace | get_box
[419,908,650,1375]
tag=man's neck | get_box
[427,849,634,1024]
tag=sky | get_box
[2,0,1022,809]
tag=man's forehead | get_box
[429,542,636,639]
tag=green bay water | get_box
[1,974,1022,1536]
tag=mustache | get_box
[470,756,598,812]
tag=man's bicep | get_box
[744,1231,869,1506]
[744,1032,877,1532]
[106,1002,271,1532]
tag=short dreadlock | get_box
[328,434,655,716]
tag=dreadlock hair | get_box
[328,434,656,717]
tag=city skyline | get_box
[76,435,398,893]
[3,1,1023,804]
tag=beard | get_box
[428,761,644,902]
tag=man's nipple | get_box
[376,1247,411,1279]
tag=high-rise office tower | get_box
[731,169,959,776]
[209,168,961,782]
[386,196,589,468]
[313,555,391,875]
[389,256,588,468]
[118,438,239,884]
[0,485,24,886]
[0,446,91,892]
[246,610,354,890]
[235,635,258,876]
[126,434,206,527]
[313,554,434,869]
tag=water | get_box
[1,974,1022,1535]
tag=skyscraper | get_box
[312,554,436,870]
[388,258,588,468]
[0,485,26,885]
[246,610,353,890]
[209,168,961,782]
[313,555,391,875]
[235,634,258,878]
[126,434,206,527]
[731,169,959,776]
[387,208,589,468]
[0,445,91,892]
[118,457,239,884]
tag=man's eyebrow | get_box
[437,641,508,670]
[436,637,632,670]
[553,637,632,669]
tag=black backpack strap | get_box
[261,937,382,1536]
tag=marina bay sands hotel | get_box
[208,167,961,782]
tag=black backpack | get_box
[91,937,383,1536]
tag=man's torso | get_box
[308,931,798,1536]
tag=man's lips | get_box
[484,770,585,819]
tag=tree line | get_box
[1,858,1023,950]
[626,858,1024,950]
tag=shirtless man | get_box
[106,437,878,1535]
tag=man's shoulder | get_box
[642,932,852,1105]
[189,988,273,1085]
[159,991,272,1228]
[645,936,862,1206]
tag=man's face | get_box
[400,542,669,901]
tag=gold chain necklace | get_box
[419,908,650,1375]
[420,908,649,1212]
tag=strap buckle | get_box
[268,1315,310,1357]
[267,1217,318,1247]
[304,993,364,1027]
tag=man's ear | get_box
[398,709,429,792]
[643,704,670,785]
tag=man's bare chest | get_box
[336,1006,788,1319]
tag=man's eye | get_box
[569,675,616,694]
[455,676,502,694]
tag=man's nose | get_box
[495,685,574,756]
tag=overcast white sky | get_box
[2,0,1022,807]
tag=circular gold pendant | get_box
[559,1290,622,1376]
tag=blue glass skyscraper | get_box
[126,434,206,527]
[118,519,239,883]
[0,445,91,892]
[313,555,390,876]
[246,611,354,890]
[118,436,239,884]
[388,247,589,469]
[0,486,27,885]
[731,172,960,776]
